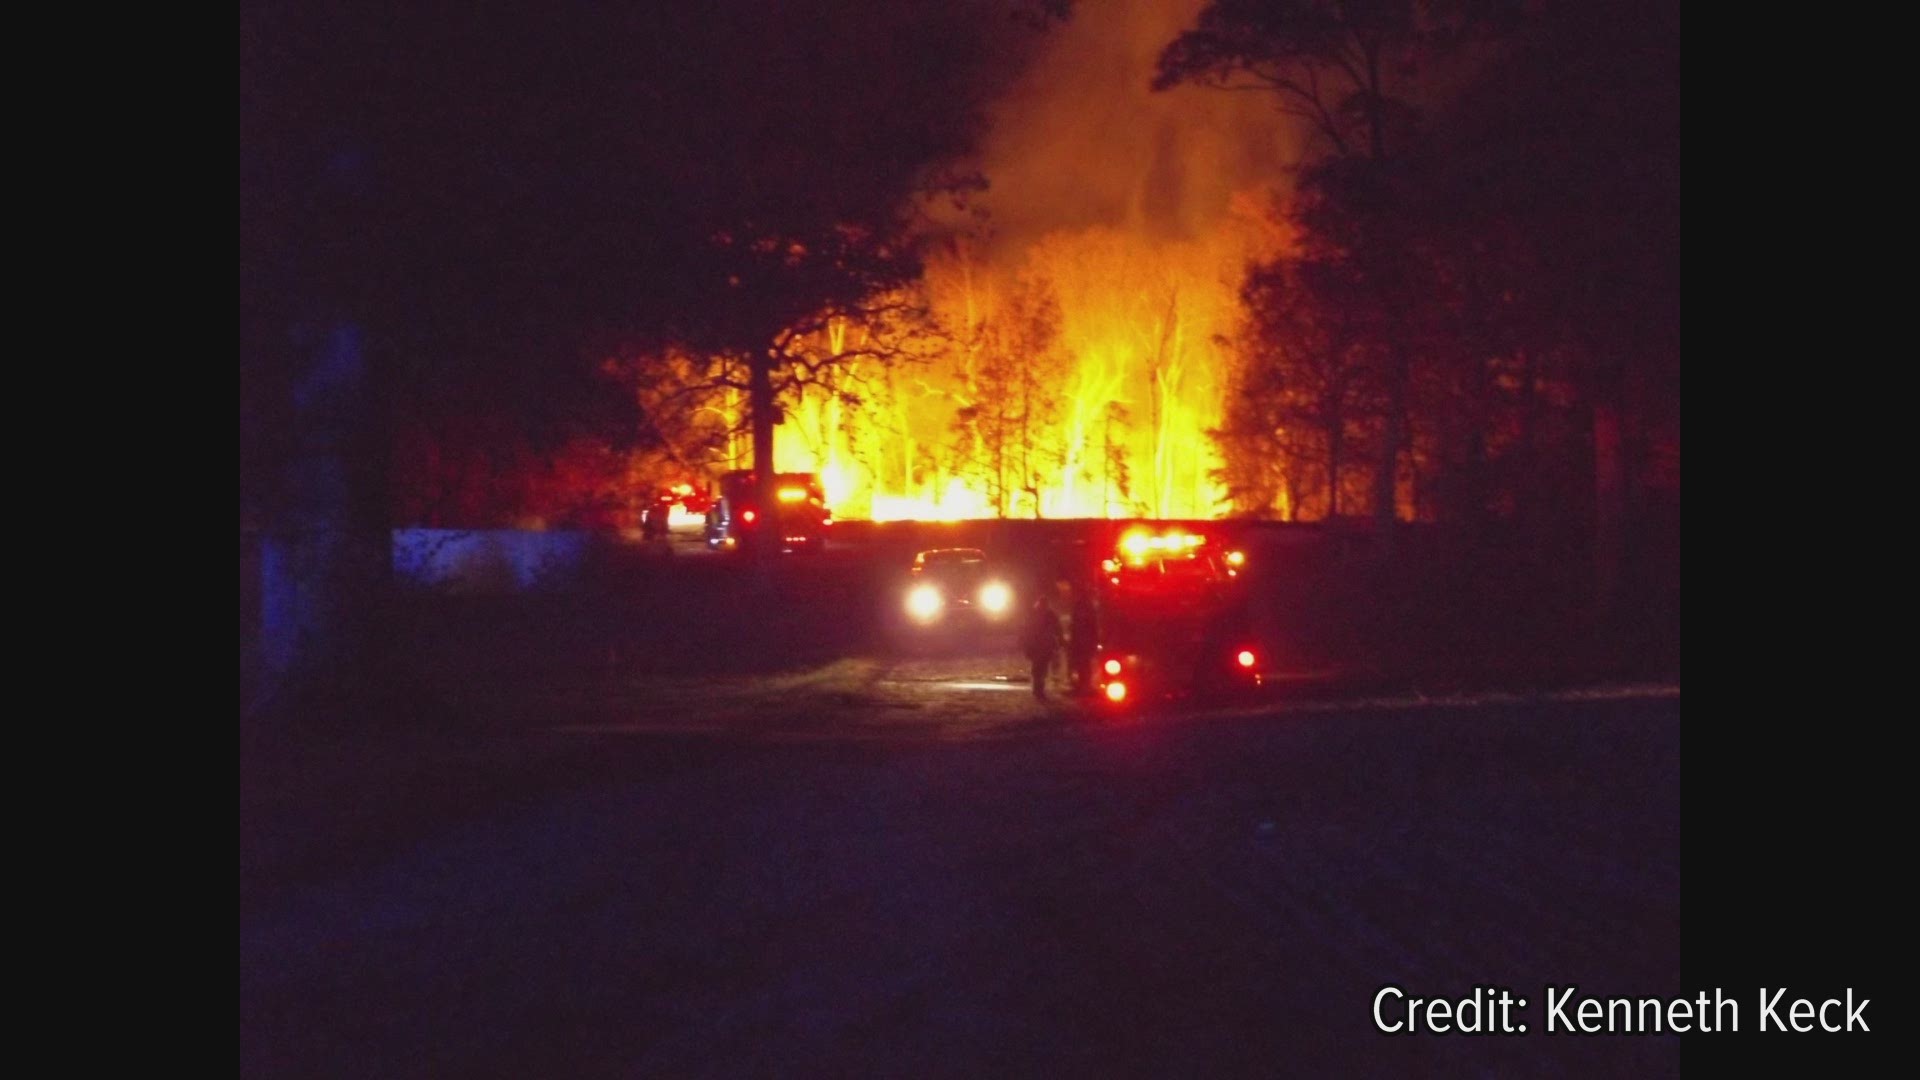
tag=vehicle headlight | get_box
[906,584,944,622]
[978,581,1012,615]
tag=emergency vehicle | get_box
[703,470,831,553]
[1092,527,1260,708]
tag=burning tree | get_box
[1217,252,1384,520]
[1101,401,1139,518]
[763,289,957,517]
[1155,0,1494,533]
[997,224,1259,519]
[949,272,1067,518]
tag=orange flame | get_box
[774,215,1274,521]
[765,0,1293,521]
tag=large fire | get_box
[764,0,1293,522]
[773,216,1275,521]
[632,2,1293,522]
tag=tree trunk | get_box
[1592,372,1627,628]
[1019,360,1032,518]
[748,351,779,507]
[1326,407,1343,520]
[1374,346,1409,544]
[1458,354,1493,533]
[749,352,778,554]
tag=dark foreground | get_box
[240,691,1680,1078]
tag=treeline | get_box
[383,2,1680,550]
[1166,0,1678,598]
[241,1,1073,706]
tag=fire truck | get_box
[638,481,709,542]
[702,469,831,553]
[1092,527,1260,708]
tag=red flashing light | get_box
[1102,658,1122,676]
[1104,681,1128,703]
[741,509,757,524]
[1236,649,1256,669]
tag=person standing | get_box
[1021,595,1063,700]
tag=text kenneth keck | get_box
[1372,986,1870,1035]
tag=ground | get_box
[241,651,1679,1077]
[241,524,1680,1076]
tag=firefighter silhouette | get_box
[1020,595,1063,700]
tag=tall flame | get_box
[771,0,1297,521]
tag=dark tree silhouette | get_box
[1162,0,1676,631]
[1223,254,1382,519]
[1155,0,1472,538]
[240,0,1071,719]
[1437,0,1679,620]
